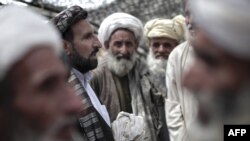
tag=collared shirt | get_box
[73,68,111,126]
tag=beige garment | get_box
[165,41,198,141]
[90,58,162,141]
[112,112,151,141]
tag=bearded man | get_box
[183,0,250,140]
[52,6,114,141]
[144,15,186,96]
[90,13,163,141]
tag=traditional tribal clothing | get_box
[52,6,114,141]
[165,41,198,141]
[98,12,144,47]
[144,15,186,43]
[69,70,114,141]
[51,6,87,34]
[90,57,163,141]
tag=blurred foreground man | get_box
[52,6,114,141]
[91,13,162,141]
[183,0,250,140]
[0,6,84,141]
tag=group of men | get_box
[1,0,250,141]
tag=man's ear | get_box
[63,40,73,56]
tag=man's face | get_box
[183,30,250,122]
[107,29,138,60]
[70,20,101,73]
[10,47,82,140]
[105,29,138,76]
[149,37,178,60]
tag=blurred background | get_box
[0,0,183,27]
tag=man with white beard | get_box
[90,13,163,141]
[0,6,85,141]
[182,0,250,140]
[144,15,186,97]
[144,15,186,141]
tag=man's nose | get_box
[93,34,102,49]
[120,45,129,54]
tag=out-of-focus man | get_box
[0,6,84,141]
[182,0,250,140]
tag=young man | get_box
[52,6,114,141]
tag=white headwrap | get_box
[98,13,143,47]
[144,15,186,43]
[190,0,250,59]
[0,5,62,80]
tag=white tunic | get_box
[165,41,198,141]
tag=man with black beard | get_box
[182,0,250,140]
[91,13,163,141]
[52,6,114,141]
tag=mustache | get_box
[90,48,99,57]
[116,54,131,60]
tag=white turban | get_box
[144,15,186,43]
[190,0,250,59]
[0,5,62,80]
[98,13,143,47]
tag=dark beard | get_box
[70,49,98,74]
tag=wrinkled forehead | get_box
[110,29,137,41]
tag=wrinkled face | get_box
[69,20,101,73]
[183,30,250,122]
[10,47,81,140]
[149,37,178,59]
[106,29,138,60]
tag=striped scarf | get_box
[68,71,105,141]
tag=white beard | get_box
[147,49,167,77]
[107,49,137,77]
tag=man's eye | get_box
[83,33,92,40]
[40,77,57,92]
[152,43,160,48]
[114,42,122,47]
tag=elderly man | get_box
[0,6,84,141]
[182,0,250,140]
[164,0,199,140]
[52,6,114,141]
[144,15,185,141]
[90,13,162,141]
[144,15,186,96]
